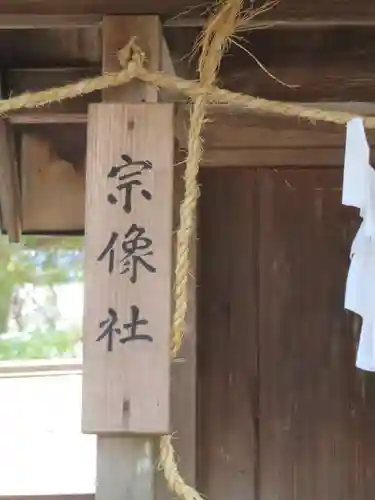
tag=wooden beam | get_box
[0,30,101,67]
[201,147,346,167]
[0,0,374,22]
[0,0,205,15]
[5,67,100,123]
[165,18,375,28]
[0,118,21,242]
[173,102,375,153]
[202,122,347,149]
[9,113,87,124]
[222,27,375,101]
[201,103,375,148]
[0,14,101,28]
[166,26,375,102]
[90,15,171,500]
[0,359,82,377]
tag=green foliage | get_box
[0,235,84,361]
[0,328,81,361]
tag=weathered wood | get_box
[17,123,87,170]
[90,16,169,500]
[179,102,375,152]
[165,18,375,28]
[10,113,87,124]
[166,26,375,102]
[82,103,173,434]
[102,16,162,102]
[0,0,374,22]
[0,118,21,242]
[0,29,100,66]
[21,134,85,232]
[197,168,258,500]
[226,28,375,101]
[258,168,375,500]
[0,0,204,14]
[202,147,346,167]
[201,111,349,148]
[0,14,101,28]
[203,125,347,149]
[96,437,155,500]
[159,35,183,103]
[260,0,375,22]
[154,35,196,500]
[2,24,375,103]
[219,27,375,101]
[197,167,375,500]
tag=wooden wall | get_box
[197,167,375,500]
[197,169,259,500]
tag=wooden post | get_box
[81,16,175,500]
[82,16,197,500]
[0,119,21,242]
[102,15,162,103]
[83,102,174,498]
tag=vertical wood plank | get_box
[258,168,375,500]
[102,16,161,103]
[0,119,21,242]
[82,103,174,434]
[197,168,258,500]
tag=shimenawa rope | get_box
[0,33,374,128]
[159,2,244,499]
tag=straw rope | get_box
[0,42,375,128]
[0,3,369,500]
[160,2,243,499]
[171,0,243,356]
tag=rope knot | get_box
[117,37,146,75]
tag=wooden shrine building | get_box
[0,1,375,500]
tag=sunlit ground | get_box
[0,373,96,495]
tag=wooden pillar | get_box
[83,103,174,500]
[0,119,21,242]
[82,16,197,500]
[82,16,169,500]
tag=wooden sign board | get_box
[82,103,174,435]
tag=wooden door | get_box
[197,167,375,500]
[197,168,259,500]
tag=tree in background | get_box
[0,235,84,360]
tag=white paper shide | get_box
[343,117,375,371]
